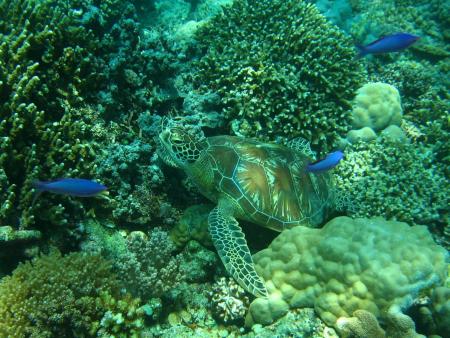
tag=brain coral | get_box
[193,0,366,152]
[246,217,448,330]
[350,82,403,132]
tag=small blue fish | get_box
[357,32,420,57]
[33,178,107,198]
[306,151,344,173]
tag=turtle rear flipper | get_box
[208,204,268,298]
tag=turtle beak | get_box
[158,130,170,146]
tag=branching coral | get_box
[115,227,185,301]
[0,0,185,247]
[0,250,143,337]
[193,0,366,153]
[96,140,169,226]
[0,0,152,233]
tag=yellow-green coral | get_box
[350,82,402,132]
[193,0,366,152]
[0,0,103,230]
[246,217,448,330]
[0,250,143,337]
[336,310,385,338]
[170,204,213,248]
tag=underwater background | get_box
[0,0,448,337]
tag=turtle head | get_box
[156,118,208,168]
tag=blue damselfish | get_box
[306,151,344,173]
[357,32,420,57]
[33,178,107,197]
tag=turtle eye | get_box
[170,133,184,144]
[171,137,183,145]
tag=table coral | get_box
[246,216,448,332]
[193,0,366,153]
[0,250,144,337]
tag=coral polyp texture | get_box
[350,82,402,132]
[334,137,448,226]
[210,277,250,324]
[0,0,104,230]
[115,227,185,301]
[193,0,366,152]
[245,217,448,332]
[0,250,144,337]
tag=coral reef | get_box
[430,286,450,333]
[179,240,218,283]
[210,277,249,324]
[114,227,185,301]
[371,59,449,172]
[246,308,337,338]
[0,0,192,233]
[0,250,143,337]
[349,0,449,59]
[335,137,448,226]
[336,309,385,338]
[96,140,169,226]
[170,204,214,248]
[82,218,219,307]
[350,82,402,132]
[417,286,450,336]
[337,309,426,338]
[315,0,449,59]
[246,217,448,331]
[0,0,159,236]
[193,0,366,152]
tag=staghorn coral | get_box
[0,0,153,233]
[334,136,448,226]
[192,0,366,153]
[0,250,143,337]
[246,216,448,330]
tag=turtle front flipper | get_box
[208,204,268,298]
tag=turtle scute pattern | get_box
[206,136,332,230]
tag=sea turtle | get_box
[156,119,335,297]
